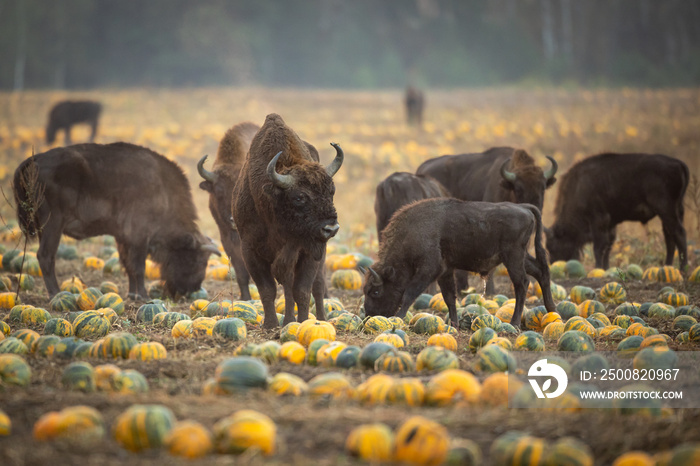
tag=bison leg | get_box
[661,214,687,270]
[89,119,98,142]
[454,270,470,295]
[37,222,63,297]
[312,265,327,321]
[592,227,615,269]
[229,249,251,301]
[64,126,72,145]
[525,255,556,314]
[119,241,148,300]
[291,253,319,323]
[397,265,442,319]
[242,248,278,329]
[436,269,459,329]
[503,254,529,328]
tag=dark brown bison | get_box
[198,122,260,300]
[374,172,449,242]
[405,86,424,126]
[13,142,220,299]
[232,114,343,328]
[46,100,102,145]
[363,198,555,328]
[546,153,689,270]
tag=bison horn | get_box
[544,156,558,180]
[197,155,217,183]
[326,143,344,178]
[368,267,383,286]
[267,151,296,189]
[500,159,516,182]
[201,243,222,256]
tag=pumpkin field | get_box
[1,87,700,465]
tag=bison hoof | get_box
[127,293,146,301]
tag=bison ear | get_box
[385,266,396,282]
[500,179,514,191]
[199,181,213,193]
[545,176,557,188]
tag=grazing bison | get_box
[546,153,689,270]
[374,172,449,242]
[46,100,102,145]
[363,198,555,328]
[13,142,220,299]
[198,122,260,300]
[405,86,424,126]
[232,114,343,328]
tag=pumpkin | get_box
[577,300,605,318]
[640,334,671,349]
[11,328,40,348]
[0,292,20,309]
[189,299,210,317]
[386,377,425,406]
[308,372,355,399]
[345,423,394,462]
[480,372,521,407]
[83,256,105,270]
[615,302,640,317]
[469,327,497,352]
[49,291,78,313]
[522,306,547,330]
[427,333,458,351]
[356,374,395,404]
[76,287,103,311]
[113,404,176,452]
[557,330,595,353]
[154,311,189,328]
[61,361,96,392]
[612,451,655,466]
[487,336,514,351]
[34,405,105,444]
[275,341,305,365]
[0,409,10,436]
[564,259,586,278]
[648,303,676,319]
[416,346,460,372]
[394,416,450,466]
[666,443,700,465]
[280,321,301,342]
[657,265,683,283]
[673,315,697,332]
[112,369,149,394]
[329,312,363,332]
[93,292,124,316]
[375,348,415,373]
[136,302,167,323]
[544,437,594,466]
[599,281,627,305]
[215,357,268,393]
[661,292,688,307]
[491,431,547,466]
[335,345,361,369]
[587,268,606,278]
[94,364,122,391]
[129,341,167,361]
[72,311,111,339]
[18,306,50,326]
[316,341,347,367]
[213,410,276,456]
[425,369,481,406]
[268,372,308,396]
[212,317,247,341]
[163,420,213,459]
[446,438,483,466]
[556,301,578,321]
[228,302,262,325]
[374,332,405,348]
[0,353,31,386]
[331,269,363,290]
[598,325,627,339]
[0,321,10,337]
[543,322,565,341]
[474,345,516,373]
[569,286,595,304]
[363,315,394,334]
[564,316,596,338]
[514,331,545,351]
[252,341,281,364]
[633,347,678,370]
[44,317,73,337]
[32,335,61,357]
[617,336,644,357]
[626,322,650,336]
[95,307,118,324]
[100,332,138,359]
[429,293,449,314]
[0,337,29,354]
[297,319,336,347]
[302,338,327,366]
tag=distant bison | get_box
[232,114,343,328]
[374,171,449,242]
[13,142,220,299]
[546,153,689,270]
[405,86,424,126]
[363,198,555,328]
[46,100,102,145]
[198,122,260,300]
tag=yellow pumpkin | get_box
[426,333,458,351]
[425,369,481,406]
[268,372,309,396]
[346,423,394,462]
[213,410,276,456]
[316,341,347,366]
[163,420,214,459]
[278,341,306,365]
[330,269,363,290]
[394,416,450,466]
[297,319,336,347]
[171,320,193,339]
[128,342,167,361]
[374,332,405,348]
[94,364,122,391]
[612,451,655,466]
[191,317,216,337]
[386,377,425,406]
[308,372,355,399]
[83,256,105,270]
[480,373,522,406]
[356,374,395,405]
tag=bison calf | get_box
[46,100,102,145]
[363,198,555,328]
[404,86,424,126]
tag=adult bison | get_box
[13,142,220,299]
[232,114,343,328]
[374,172,449,242]
[46,100,102,145]
[363,198,555,328]
[198,122,259,300]
[546,153,689,270]
[405,86,424,126]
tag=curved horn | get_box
[266,151,295,189]
[368,266,382,286]
[197,155,216,183]
[326,143,344,178]
[500,158,516,182]
[201,243,222,256]
[544,155,558,180]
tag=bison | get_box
[374,171,449,242]
[416,146,557,293]
[363,198,556,328]
[198,122,260,300]
[46,100,102,145]
[546,153,689,270]
[13,142,220,299]
[405,86,424,126]
[232,114,343,328]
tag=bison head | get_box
[159,233,221,297]
[500,152,557,211]
[198,155,238,246]
[362,266,403,318]
[266,143,343,260]
[545,224,581,263]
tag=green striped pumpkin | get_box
[363,315,394,334]
[673,315,697,332]
[557,330,595,353]
[569,286,595,304]
[113,404,176,451]
[214,357,268,393]
[233,342,259,357]
[11,329,40,348]
[555,301,578,321]
[470,314,502,332]
[136,302,168,323]
[648,303,676,319]
[73,311,111,339]
[335,345,361,369]
[279,322,300,343]
[32,335,61,357]
[227,302,260,325]
[469,327,497,353]
[661,292,689,307]
[374,349,415,373]
[52,336,85,358]
[599,281,626,305]
[688,323,700,342]
[0,353,31,386]
[329,313,362,332]
[61,361,96,392]
[0,321,10,337]
[491,432,547,465]
[304,339,329,366]
[415,346,459,372]
[77,287,103,311]
[474,345,516,373]
[44,317,73,337]
[94,292,125,316]
[544,437,594,466]
[252,341,281,364]
[514,331,545,351]
[523,306,547,331]
[358,342,393,369]
[676,305,700,319]
[657,265,683,283]
[212,318,247,341]
[577,300,605,318]
[617,335,644,357]
[100,332,138,359]
[154,312,190,328]
[112,369,149,394]
[20,307,52,326]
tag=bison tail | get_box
[524,204,549,271]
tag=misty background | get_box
[2,0,700,90]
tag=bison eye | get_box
[291,193,307,205]
[371,289,380,297]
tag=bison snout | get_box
[321,222,340,239]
